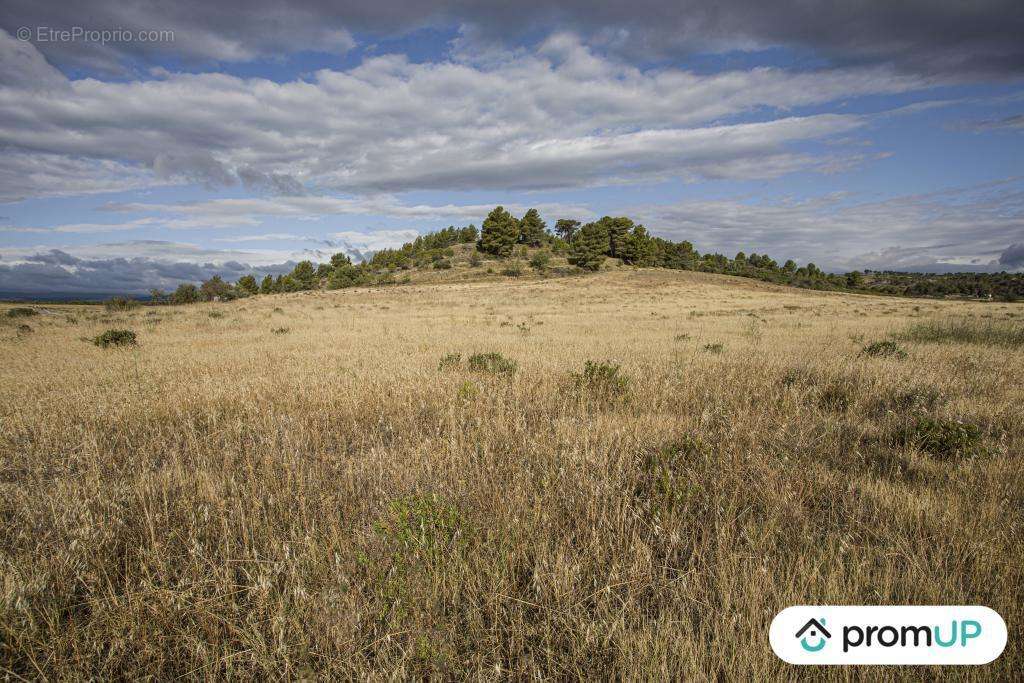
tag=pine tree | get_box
[618,225,652,265]
[598,216,634,257]
[290,261,317,289]
[568,222,608,271]
[554,219,581,242]
[236,274,259,295]
[260,275,274,294]
[518,208,547,246]
[479,206,519,257]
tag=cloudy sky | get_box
[1,1,1023,295]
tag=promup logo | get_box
[770,606,1006,665]
[795,618,831,652]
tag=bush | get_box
[468,252,483,267]
[703,343,724,353]
[529,250,551,271]
[6,307,37,318]
[897,416,987,461]
[433,258,452,270]
[271,327,290,335]
[104,296,138,312]
[92,329,137,348]
[438,353,461,370]
[467,352,517,375]
[501,263,523,277]
[862,340,908,359]
[16,324,32,334]
[570,360,630,403]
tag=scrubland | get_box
[1,268,1022,679]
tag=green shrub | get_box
[438,352,461,370]
[899,318,1024,349]
[433,258,452,270]
[529,250,551,271]
[104,296,138,312]
[897,416,987,460]
[501,262,523,277]
[862,340,908,359]
[92,329,137,347]
[570,360,630,402]
[6,307,37,318]
[467,352,517,375]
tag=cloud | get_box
[0,241,308,295]
[0,29,932,201]
[959,113,1024,132]
[632,178,1024,272]
[3,1,1022,76]
[1000,242,1024,267]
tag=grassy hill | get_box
[2,269,1022,678]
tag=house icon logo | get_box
[795,618,831,652]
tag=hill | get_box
[1,269,1022,678]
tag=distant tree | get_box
[200,275,236,301]
[328,262,367,289]
[554,219,581,242]
[171,283,200,305]
[618,225,652,265]
[290,261,317,289]
[846,270,864,288]
[734,251,747,266]
[331,252,352,268]
[479,206,519,257]
[260,275,275,294]
[518,208,547,246]
[568,222,608,271]
[148,288,166,304]
[315,263,333,279]
[783,259,797,273]
[529,250,551,271]
[598,216,634,257]
[236,275,259,295]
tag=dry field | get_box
[1,268,1022,679]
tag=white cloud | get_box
[634,178,1024,271]
[0,29,934,201]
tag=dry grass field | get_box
[1,268,1022,679]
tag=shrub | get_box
[899,318,1024,349]
[897,416,987,461]
[6,307,37,318]
[438,352,461,370]
[703,343,724,353]
[16,324,32,334]
[433,258,452,270]
[208,311,225,319]
[271,327,290,335]
[862,340,908,359]
[104,296,138,312]
[501,262,523,277]
[468,252,483,267]
[570,360,630,403]
[92,329,137,347]
[872,386,943,416]
[467,352,517,375]
[529,250,551,271]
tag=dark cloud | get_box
[3,1,1022,76]
[0,249,297,295]
[1000,242,1024,267]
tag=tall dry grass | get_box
[1,269,1022,679]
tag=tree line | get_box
[153,206,1022,303]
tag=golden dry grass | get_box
[1,268,1022,679]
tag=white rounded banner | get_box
[769,606,1006,665]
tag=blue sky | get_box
[1,1,1022,294]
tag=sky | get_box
[0,1,1023,296]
